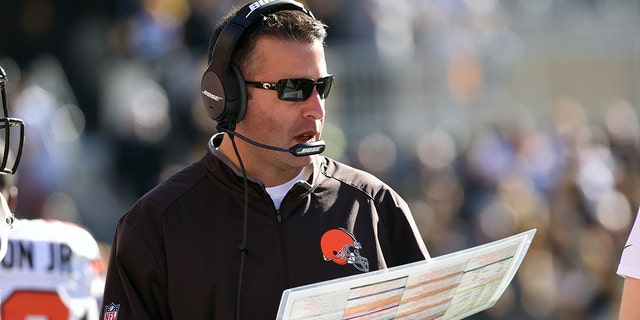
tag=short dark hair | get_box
[207,6,327,77]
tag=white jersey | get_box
[0,219,105,320]
[619,208,640,279]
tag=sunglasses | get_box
[244,75,334,102]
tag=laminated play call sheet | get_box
[277,229,536,320]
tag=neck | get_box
[218,133,305,187]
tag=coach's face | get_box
[234,36,328,186]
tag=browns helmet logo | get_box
[320,228,369,272]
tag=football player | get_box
[0,65,105,320]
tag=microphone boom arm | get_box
[218,126,325,156]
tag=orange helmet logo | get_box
[320,228,369,272]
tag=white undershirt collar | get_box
[266,166,311,210]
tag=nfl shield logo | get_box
[104,303,120,320]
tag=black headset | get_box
[200,0,315,131]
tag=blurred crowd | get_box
[1,0,640,319]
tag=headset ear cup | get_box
[231,64,247,124]
[201,67,226,123]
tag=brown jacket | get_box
[101,134,429,320]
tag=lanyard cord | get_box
[229,134,249,320]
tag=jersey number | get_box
[2,290,69,320]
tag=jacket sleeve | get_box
[100,217,171,320]
[379,188,431,263]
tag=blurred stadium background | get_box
[1,0,639,318]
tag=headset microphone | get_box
[218,126,325,156]
[289,140,325,156]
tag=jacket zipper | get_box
[275,208,290,288]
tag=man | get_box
[0,66,105,320]
[618,210,640,319]
[101,1,430,319]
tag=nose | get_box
[302,89,325,120]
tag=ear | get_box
[231,64,248,124]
